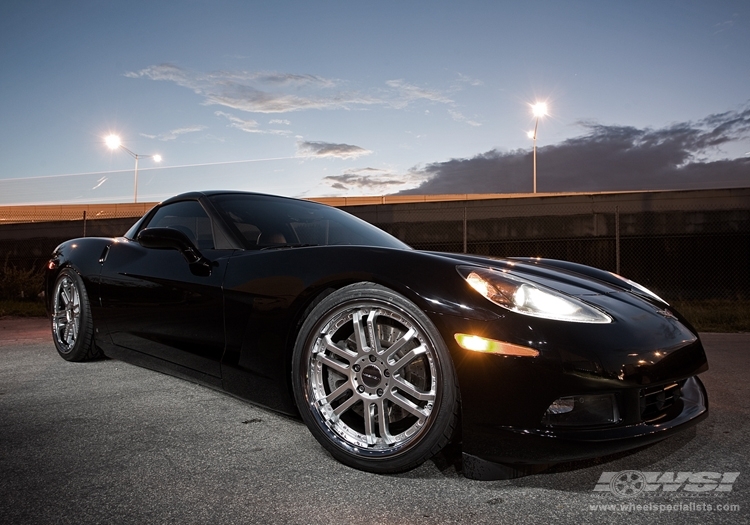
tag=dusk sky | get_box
[1,1,748,204]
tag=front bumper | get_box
[427,298,709,472]
[461,375,707,467]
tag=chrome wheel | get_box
[50,268,98,361]
[309,303,437,452]
[52,274,81,353]
[294,283,457,473]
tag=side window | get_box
[145,201,215,250]
[235,222,262,247]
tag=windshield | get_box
[208,194,411,251]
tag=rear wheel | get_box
[292,283,458,473]
[51,268,100,361]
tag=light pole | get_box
[527,102,547,193]
[105,135,161,203]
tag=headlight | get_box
[458,266,612,324]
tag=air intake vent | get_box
[639,380,683,422]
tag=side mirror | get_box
[137,227,212,275]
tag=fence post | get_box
[615,206,620,274]
[462,205,467,253]
[83,210,87,237]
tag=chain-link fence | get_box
[340,189,750,302]
[1,189,748,305]
[0,204,154,274]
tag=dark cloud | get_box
[401,106,750,194]
[323,167,424,193]
[296,141,372,159]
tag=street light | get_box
[105,134,161,203]
[528,102,547,193]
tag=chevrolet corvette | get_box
[46,191,708,478]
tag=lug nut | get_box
[353,364,361,372]
[369,354,377,362]
[357,385,365,393]
[383,370,390,377]
[376,388,384,397]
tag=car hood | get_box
[421,251,707,385]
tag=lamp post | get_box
[105,135,161,203]
[528,102,547,194]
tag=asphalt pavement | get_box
[1,318,748,524]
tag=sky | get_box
[0,0,748,205]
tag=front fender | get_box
[45,237,113,314]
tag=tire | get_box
[292,282,459,473]
[50,268,100,361]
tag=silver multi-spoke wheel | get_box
[310,304,437,451]
[293,283,458,473]
[50,269,98,361]
[52,274,81,353]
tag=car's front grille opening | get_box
[639,380,684,423]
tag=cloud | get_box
[127,64,455,115]
[448,109,481,127]
[215,111,292,135]
[385,79,453,108]
[127,64,360,113]
[215,111,258,131]
[323,167,426,193]
[400,105,750,194]
[205,85,346,113]
[456,73,483,86]
[140,125,206,141]
[297,141,372,159]
[256,73,337,88]
[712,13,738,35]
[269,119,291,125]
[127,64,385,113]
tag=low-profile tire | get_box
[50,268,100,361]
[292,282,459,474]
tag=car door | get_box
[98,199,231,378]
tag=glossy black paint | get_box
[45,191,708,467]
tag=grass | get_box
[0,300,47,318]
[0,261,44,302]
[671,299,750,333]
[0,262,46,318]
[0,299,747,332]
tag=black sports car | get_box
[46,191,708,479]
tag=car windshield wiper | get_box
[259,243,319,251]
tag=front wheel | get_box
[292,283,459,473]
[51,268,100,361]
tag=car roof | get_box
[160,190,319,206]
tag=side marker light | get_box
[454,333,539,357]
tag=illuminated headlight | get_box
[458,266,612,324]
[543,394,621,427]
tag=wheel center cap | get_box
[361,365,382,387]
